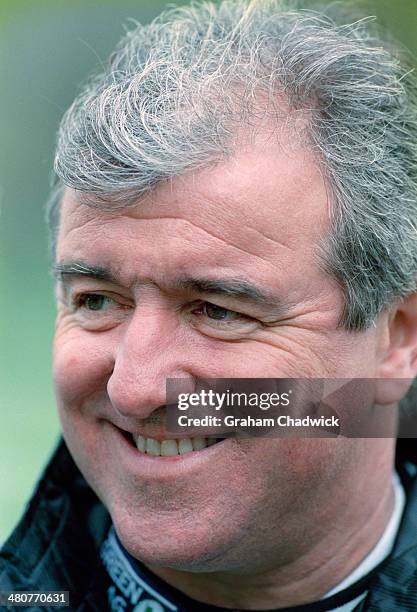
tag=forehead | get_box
[57,141,330,286]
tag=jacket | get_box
[1,437,417,611]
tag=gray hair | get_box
[49,0,417,330]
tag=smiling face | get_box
[53,139,393,575]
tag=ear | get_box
[375,292,417,405]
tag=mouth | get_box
[112,423,231,475]
[131,434,221,457]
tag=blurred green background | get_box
[1,0,417,544]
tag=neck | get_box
[146,459,395,609]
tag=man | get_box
[2,0,417,610]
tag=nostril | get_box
[144,407,166,425]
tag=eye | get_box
[191,301,254,325]
[189,300,259,339]
[69,291,132,331]
[203,302,241,321]
[74,293,114,312]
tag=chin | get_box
[110,505,235,571]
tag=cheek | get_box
[53,328,114,405]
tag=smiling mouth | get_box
[131,434,221,456]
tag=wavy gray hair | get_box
[49,0,417,331]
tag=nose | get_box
[107,309,190,420]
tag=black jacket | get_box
[1,438,417,611]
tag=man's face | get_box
[54,137,389,572]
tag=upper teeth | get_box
[132,435,217,456]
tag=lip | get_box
[107,415,224,441]
[109,421,230,478]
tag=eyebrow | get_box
[54,261,119,284]
[53,260,281,309]
[173,277,277,307]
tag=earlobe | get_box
[375,292,417,405]
[374,377,414,406]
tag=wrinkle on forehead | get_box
[57,212,284,286]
